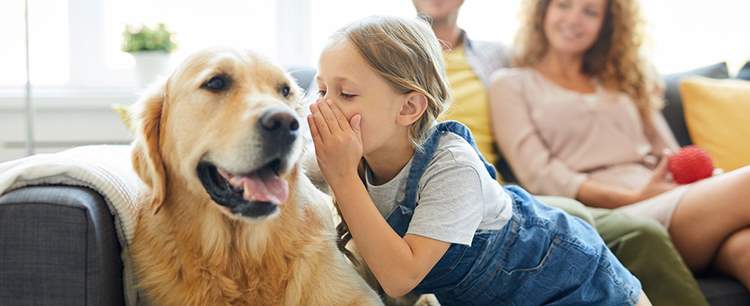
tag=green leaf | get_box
[122,23,177,53]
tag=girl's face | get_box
[316,40,408,155]
[543,0,607,57]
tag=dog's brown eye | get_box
[279,84,291,98]
[202,75,231,92]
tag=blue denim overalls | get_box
[384,121,641,305]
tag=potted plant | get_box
[122,23,177,88]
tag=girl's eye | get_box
[317,90,327,97]
[341,92,356,99]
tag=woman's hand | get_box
[631,153,677,202]
[307,99,363,188]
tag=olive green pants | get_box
[535,196,709,306]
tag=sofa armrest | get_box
[0,185,124,306]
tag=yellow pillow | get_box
[680,77,750,171]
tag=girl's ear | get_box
[396,92,428,126]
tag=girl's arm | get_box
[307,100,449,297]
[332,175,449,297]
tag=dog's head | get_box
[131,48,305,222]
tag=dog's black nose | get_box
[258,108,299,156]
[259,109,299,133]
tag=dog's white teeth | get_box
[223,180,242,193]
[218,168,232,180]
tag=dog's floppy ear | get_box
[131,81,168,214]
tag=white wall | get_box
[0,91,134,162]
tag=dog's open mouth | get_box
[197,159,289,218]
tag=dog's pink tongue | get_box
[237,173,289,204]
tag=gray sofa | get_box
[1,66,749,306]
[0,186,124,306]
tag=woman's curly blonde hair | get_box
[514,0,661,120]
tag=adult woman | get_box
[490,0,750,287]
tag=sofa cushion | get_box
[738,61,750,81]
[680,77,750,171]
[700,276,750,306]
[288,66,317,94]
[662,62,730,147]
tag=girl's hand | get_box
[632,152,677,202]
[307,99,363,187]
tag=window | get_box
[0,0,68,87]
[1,0,288,89]
[308,2,522,62]
[457,2,522,46]
[1,0,748,161]
[310,1,415,62]
[104,0,280,82]
[641,0,750,73]
[1,0,748,90]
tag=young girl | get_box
[308,15,649,305]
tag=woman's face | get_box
[543,0,608,57]
[315,40,407,155]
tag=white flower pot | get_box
[132,51,170,88]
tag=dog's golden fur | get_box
[130,48,382,306]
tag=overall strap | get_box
[387,121,497,237]
[402,121,497,211]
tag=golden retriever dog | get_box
[129,48,382,306]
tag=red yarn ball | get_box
[668,146,714,185]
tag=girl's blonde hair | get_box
[325,15,451,263]
[514,0,661,120]
[328,15,451,149]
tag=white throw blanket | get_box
[0,145,147,306]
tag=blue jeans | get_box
[409,186,641,305]
[385,121,641,305]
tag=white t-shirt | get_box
[365,133,513,246]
